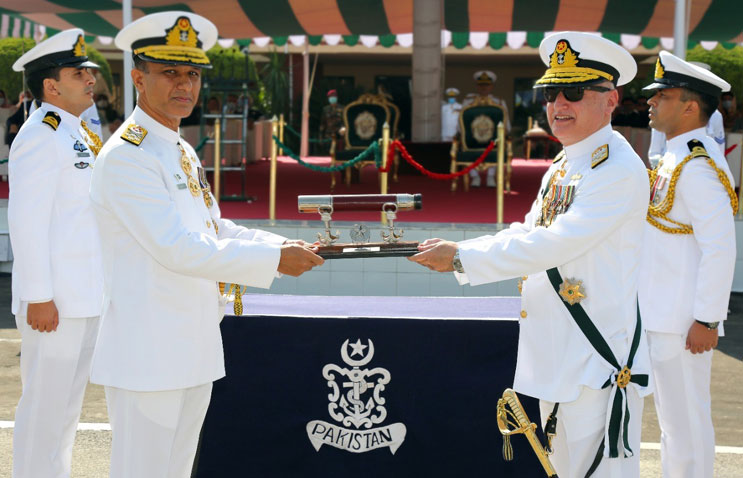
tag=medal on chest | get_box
[650,161,671,206]
[178,143,202,198]
[536,162,578,227]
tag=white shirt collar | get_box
[40,101,82,127]
[563,123,613,163]
[666,127,707,153]
[131,106,181,144]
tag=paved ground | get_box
[0,272,741,476]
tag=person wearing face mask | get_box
[720,91,742,131]
[319,89,344,155]
[441,87,462,142]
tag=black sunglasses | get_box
[543,85,614,103]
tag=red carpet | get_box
[0,158,551,224]
[216,157,551,224]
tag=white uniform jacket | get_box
[441,101,462,141]
[89,107,285,392]
[640,128,736,334]
[8,102,103,318]
[456,125,652,403]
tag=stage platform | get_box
[213,156,552,224]
[195,294,549,477]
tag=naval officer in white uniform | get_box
[410,32,652,477]
[463,70,511,187]
[8,29,103,478]
[641,51,737,478]
[441,87,462,142]
[89,12,323,477]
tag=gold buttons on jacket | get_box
[206,220,211,228]
[518,276,527,295]
[520,310,527,319]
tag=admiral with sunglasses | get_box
[409,32,651,478]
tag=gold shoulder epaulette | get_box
[552,150,565,163]
[121,124,148,146]
[41,112,61,131]
[687,139,709,159]
[591,144,609,169]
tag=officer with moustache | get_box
[89,12,323,477]
[8,29,104,478]
[410,32,652,477]
[641,51,737,478]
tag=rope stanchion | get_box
[388,140,495,180]
[272,135,381,173]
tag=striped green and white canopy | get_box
[2,0,742,49]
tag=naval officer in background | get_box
[8,29,103,478]
[89,12,323,477]
[641,51,737,478]
[409,32,652,477]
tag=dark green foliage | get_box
[0,38,35,100]
[87,46,113,91]
[0,38,112,101]
[687,45,743,100]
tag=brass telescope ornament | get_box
[298,194,422,259]
[496,388,558,478]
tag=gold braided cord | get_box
[536,67,613,84]
[80,120,103,156]
[134,45,210,64]
[647,153,738,234]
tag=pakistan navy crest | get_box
[306,339,406,454]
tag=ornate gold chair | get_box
[330,93,390,188]
[450,97,513,192]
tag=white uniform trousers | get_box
[648,331,715,478]
[105,382,212,478]
[539,386,643,478]
[13,315,99,478]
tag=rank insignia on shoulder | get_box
[553,150,566,163]
[121,124,148,146]
[591,144,609,169]
[74,161,90,169]
[687,139,709,159]
[42,112,61,131]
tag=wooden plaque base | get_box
[317,241,420,259]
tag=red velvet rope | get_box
[725,143,737,157]
[385,140,495,180]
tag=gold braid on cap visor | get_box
[536,67,614,85]
[133,45,210,65]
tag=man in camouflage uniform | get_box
[319,89,344,155]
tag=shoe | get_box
[486,176,496,188]
[470,175,481,187]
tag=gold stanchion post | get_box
[380,122,390,225]
[496,121,506,224]
[278,113,285,156]
[526,116,533,160]
[737,135,743,217]
[270,116,278,221]
[214,118,222,204]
